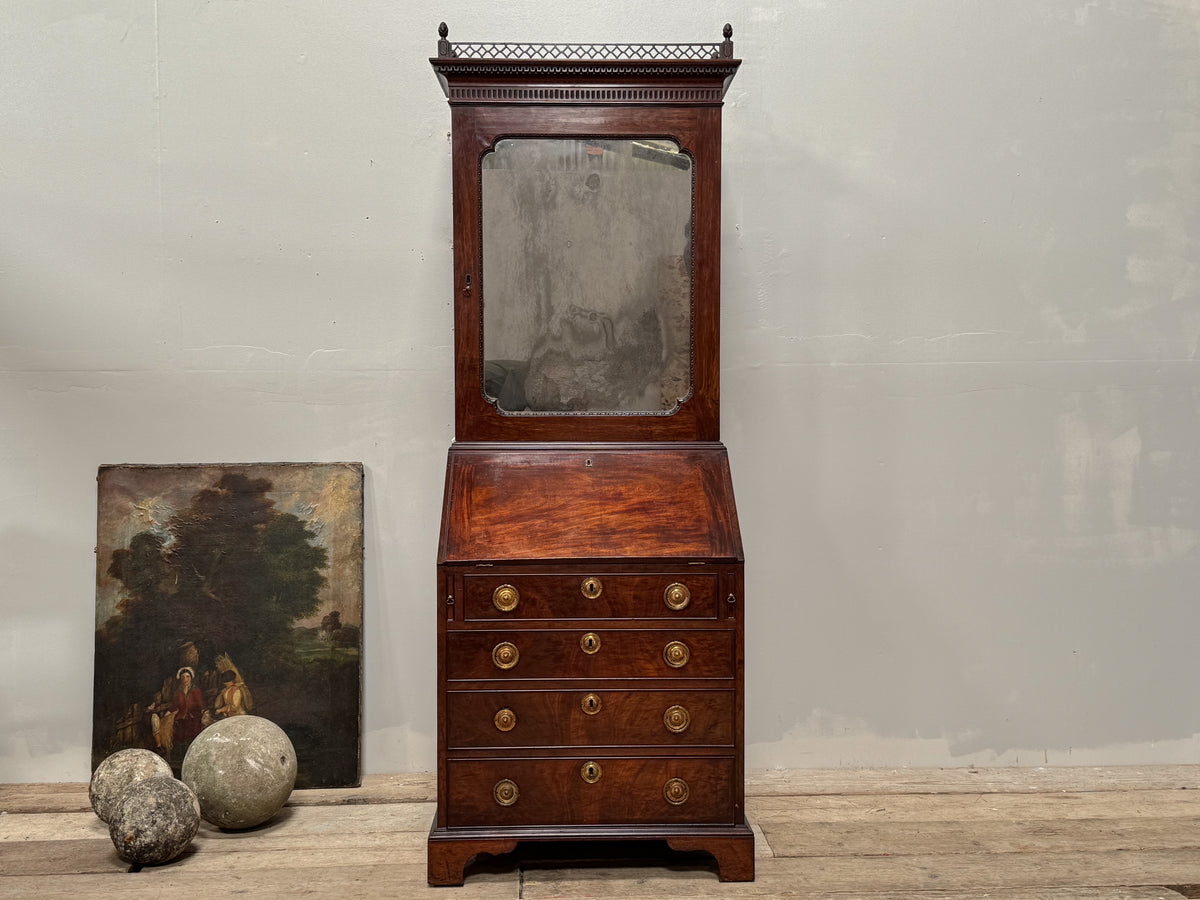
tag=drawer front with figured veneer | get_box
[462,573,719,621]
[446,688,735,748]
[446,629,736,681]
[445,756,737,827]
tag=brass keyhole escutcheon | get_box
[581,761,602,784]
[664,777,689,806]
[581,577,603,599]
[581,693,602,715]
[663,705,690,733]
[492,641,519,670]
[494,708,517,732]
[663,582,691,611]
[580,632,601,655]
[663,640,690,668]
[492,584,520,612]
[493,779,519,806]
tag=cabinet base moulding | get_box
[426,819,756,885]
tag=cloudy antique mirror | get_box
[481,138,693,415]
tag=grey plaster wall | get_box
[1,0,1197,780]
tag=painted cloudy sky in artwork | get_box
[96,463,363,628]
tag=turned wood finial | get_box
[437,22,452,58]
[720,23,734,58]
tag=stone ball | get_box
[89,748,173,824]
[107,775,200,865]
[181,715,297,829]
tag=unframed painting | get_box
[92,463,364,788]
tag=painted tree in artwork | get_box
[94,473,330,768]
[105,473,327,663]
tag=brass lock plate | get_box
[494,708,517,732]
[580,761,602,784]
[580,632,601,654]
[494,779,519,806]
[581,693,602,715]
[581,577,603,599]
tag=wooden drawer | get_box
[445,628,736,680]
[446,689,734,748]
[445,756,737,826]
[462,572,720,621]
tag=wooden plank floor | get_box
[2,767,1198,898]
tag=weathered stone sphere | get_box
[181,715,297,828]
[89,748,173,824]
[107,775,200,865]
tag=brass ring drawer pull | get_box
[492,584,520,612]
[494,708,517,732]
[663,640,690,668]
[580,632,601,654]
[581,693,602,715]
[663,705,690,733]
[663,582,691,611]
[494,779,519,806]
[492,641,519,669]
[664,777,689,805]
[581,761,602,783]
[581,577,603,599]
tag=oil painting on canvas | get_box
[92,462,364,788]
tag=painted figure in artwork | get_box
[213,653,253,719]
[148,666,205,759]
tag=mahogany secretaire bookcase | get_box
[427,23,751,884]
